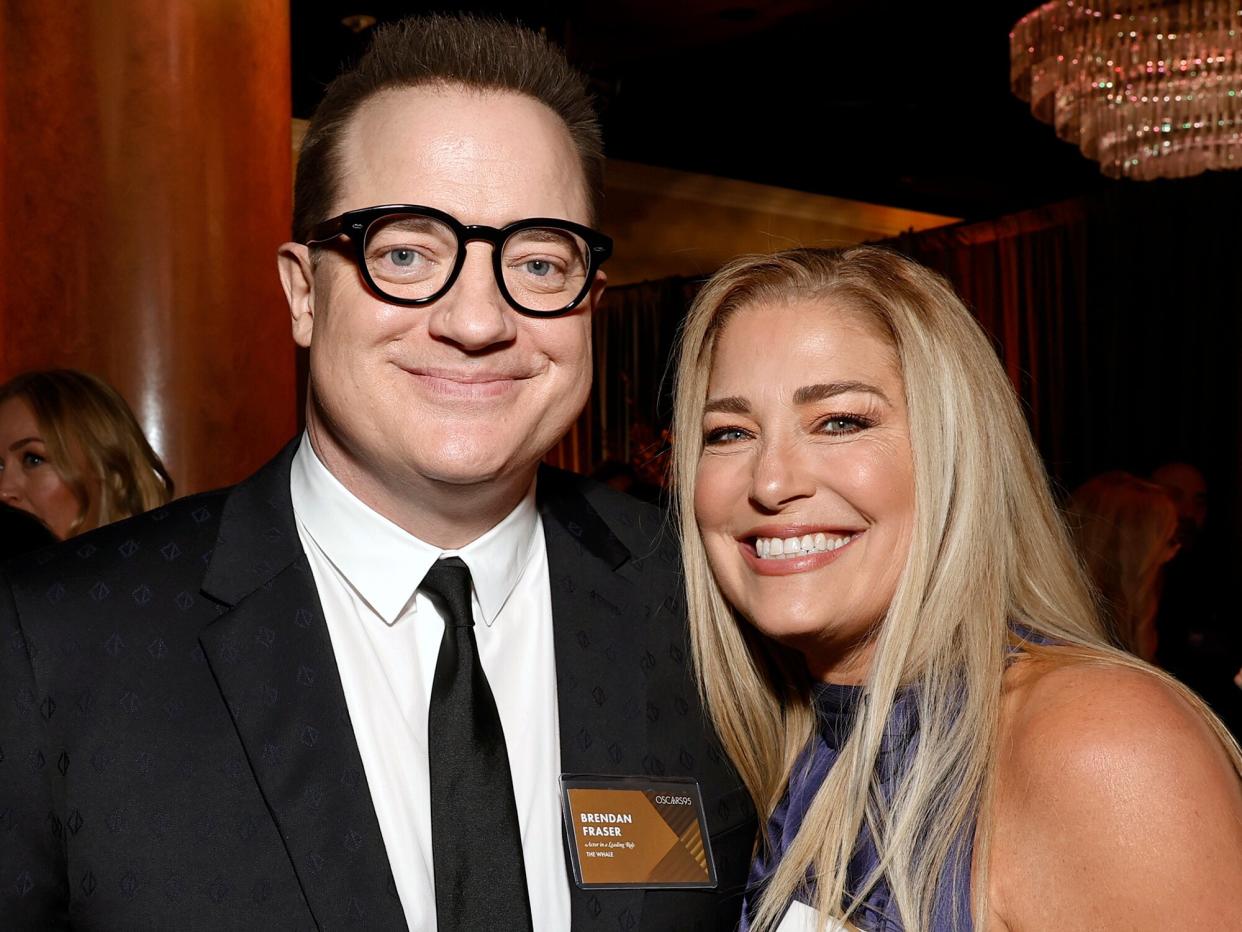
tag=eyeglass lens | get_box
[363,212,592,312]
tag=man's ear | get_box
[278,242,316,348]
[586,268,608,311]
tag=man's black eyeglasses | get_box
[304,205,613,318]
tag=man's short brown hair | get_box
[293,14,603,242]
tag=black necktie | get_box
[422,557,534,931]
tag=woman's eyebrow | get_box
[792,381,889,405]
[8,436,41,452]
[704,381,889,414]
[703,396,749,415]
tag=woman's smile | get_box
[736,528,863,576]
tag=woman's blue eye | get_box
[704,427,749,445]
[820,415,870,434]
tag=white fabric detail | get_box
[776,900,852,932]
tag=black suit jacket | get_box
[1,442,755,930]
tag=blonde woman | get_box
[671,247,1242,931]
[1067,471,1180,662]
[0,370,173,539]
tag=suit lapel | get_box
[540,467,651,930]
[198,441,406,930]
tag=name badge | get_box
[559,774,718,889]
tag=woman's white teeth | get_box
[754,533,854,559]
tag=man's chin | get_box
[416,451,534,490]
[424,466,508,487]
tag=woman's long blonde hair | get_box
[1067,471,1178,661]
[0,370,173,535]
[671,247,1240,930]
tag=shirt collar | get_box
[289,433,539,627]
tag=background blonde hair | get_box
[671,246,1240,931]
[0,370,173,535]
[1067,471,1178,661]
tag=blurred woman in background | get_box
[0,370,173,540]
[1067,471,1179,662]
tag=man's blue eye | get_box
[525,260,551,276]
[390,249,419,267]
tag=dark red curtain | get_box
[886,200,1090,484]
[544,276,701,478]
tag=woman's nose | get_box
[0,465,22,503]
[748,437,815,513]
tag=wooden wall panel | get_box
[1,0,295,495]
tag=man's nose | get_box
[426,243,518,351]
[748,436,815,513]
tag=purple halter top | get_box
[740,682,975,931]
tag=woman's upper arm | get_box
[989,661,1242,930]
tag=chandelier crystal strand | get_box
[1011,1,1242,179]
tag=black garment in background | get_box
[0,502,57,560]
[1156,547,1242,739]
[0,439,755,930]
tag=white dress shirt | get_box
[289,435,570,931]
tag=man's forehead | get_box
[332,85,590,222]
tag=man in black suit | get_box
[0,15,753,931]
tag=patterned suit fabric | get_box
[0,440,754,930]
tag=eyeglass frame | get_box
[303,204,613,318]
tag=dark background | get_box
[291,0,1110,220]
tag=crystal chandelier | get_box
[1010,1,1242,179]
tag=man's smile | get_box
[399,364,539,399]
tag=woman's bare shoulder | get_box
[986,651,1242,930]
[998,650,1230,761]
